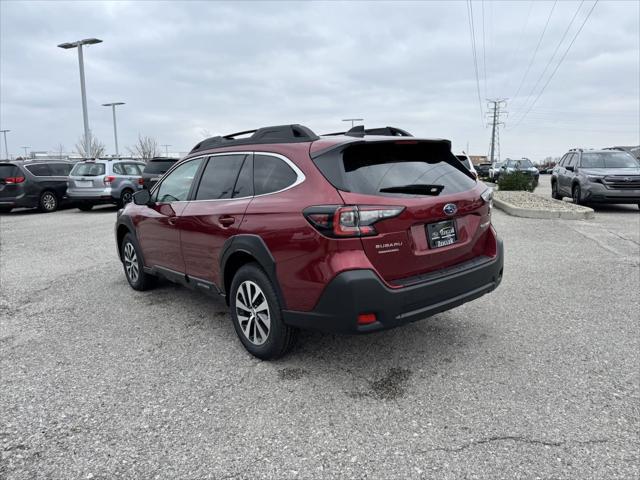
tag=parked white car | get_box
[455,153,478,179]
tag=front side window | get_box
[566,154,577,167]
[25,164,51,176]
[254,155,298,195]
[154,158,203,203]
[195,155,248,200]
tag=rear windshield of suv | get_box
[581,152,639,169]
[0,164,19,179]
[314,142,476,197]
[70,162,106,176]
[144,160,176,175]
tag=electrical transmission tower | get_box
[486,99,507,163]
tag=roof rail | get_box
[323,125,413,138]
[568,148,583,152]
[190,124,319,153]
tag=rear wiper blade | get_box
[380,184,444,195]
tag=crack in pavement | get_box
[417,436,609,454]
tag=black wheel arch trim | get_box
[220,234,286,309]
[115,216,147,268]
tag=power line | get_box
[481,0,487,99]
[466,0,484,124]
[501,0,535,95]
[511,0,558,104]
[510,0,599,130]
[512,0,585,117]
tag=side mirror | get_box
[566,166,574,172]
[133,189,151,205]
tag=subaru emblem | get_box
[443,203,457,216]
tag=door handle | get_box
[219,215,235,227]
[168,217,177,226]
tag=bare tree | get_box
[54,143,65,159]
[128,134,158,161]
[75,132,105,158]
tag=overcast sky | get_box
[1,0,638,160]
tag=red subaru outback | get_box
[115,125,503,359]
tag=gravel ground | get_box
[495,191,593,213]
[1,188,639,479]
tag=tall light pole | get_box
[0,130,9,160]
[161,144,171,157]
[342,118,364,129]
[21,146,30,158]
[102,102,125,157]
[58,38,103,158]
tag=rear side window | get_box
[70,162,105,177]
[49,163,72,176]
[144,160,175,175]
[25,164,51,176]
[253,155,297,195]
[314,142,475,197]
[196,155,247,200]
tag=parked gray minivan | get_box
[67,159,145,210]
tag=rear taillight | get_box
[104,175,116,184]
[3,176,25,184]
[138,178,144,185]
[304,205,404,238]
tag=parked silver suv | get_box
[67,159,145,210]
[551,149,640,208]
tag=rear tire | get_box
[77,203,94,211]
[39,191,58,213]
[551,180,561,200]
[572,184,582,205]
[229,263,296,360]
[121,233,156,291]
[119,189,134,208]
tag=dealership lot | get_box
[1,178,638,479]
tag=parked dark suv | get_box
[551,149,640,208]
[141,157,178,189]
[115,124,503,359]
[0,160,74,213]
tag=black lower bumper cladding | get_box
[283,239,504,334]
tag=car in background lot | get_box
[115,124,502,359]
[67,159,145,210]
[476,162,492,178]
[500,158,539,187]
[489,161,504,181]
[455,154,478,179]
[551,149,640,208]
[0,160,74,213]
[141,157,179,189]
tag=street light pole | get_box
[161,144,171,157]
[21,146,30,158]
[342,118,364,129]
[0,130,9,160]
[102,102,125,157]
[58,38,103,159]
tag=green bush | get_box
[497,172,537,191]
[497,172,536,192]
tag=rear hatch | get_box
[0,163,25,199]
[69,162,107,191]
[311,139,492,284]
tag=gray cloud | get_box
[1,0,638,160]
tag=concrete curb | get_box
[493,197,595,220]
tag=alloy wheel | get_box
[123,242,139,283]
[235,280,270,345]
[122,190,133,204]
[42,193,57,211]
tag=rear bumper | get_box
[67,187,116,203]
[283,238,504,334]
[0,193,37,208]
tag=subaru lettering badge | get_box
[443,203,457,216]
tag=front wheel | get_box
[572,185,582,205]
[121,233,156,291]
[39,191,58,212]
[230,263,296,360]
[119,189,134,207]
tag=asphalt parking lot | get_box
[1,176,639,479]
